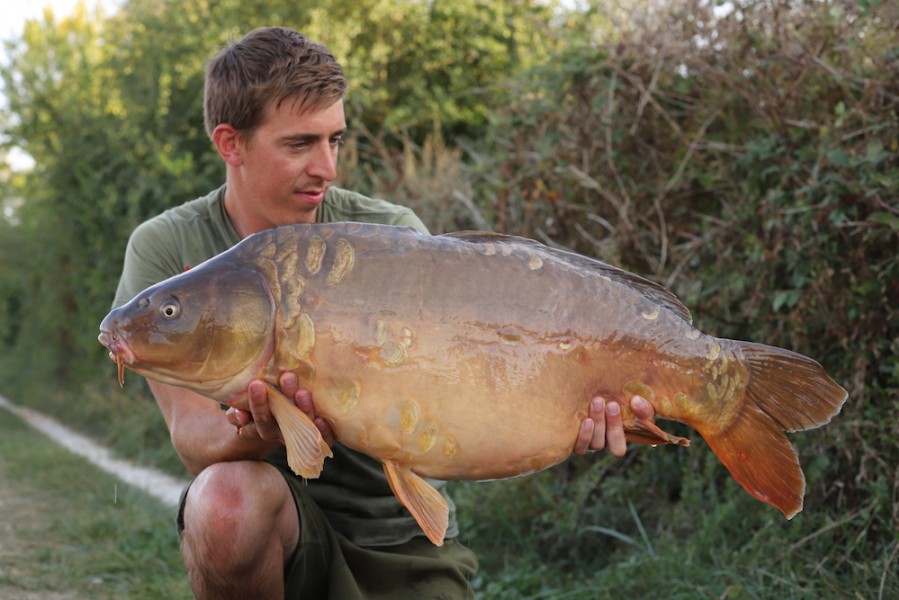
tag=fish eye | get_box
[159,298,181,320]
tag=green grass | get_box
[454,447,899,600]
[0,408,191,599]
[7,378,188,478]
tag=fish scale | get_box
[99,222,847,546]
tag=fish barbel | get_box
[98,223,847,545]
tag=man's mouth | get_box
[295,188,326,204]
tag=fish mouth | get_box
[98,330,135,387]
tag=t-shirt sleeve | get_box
[111,218,183,308]
[389,207,430,235]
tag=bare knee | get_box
[181,461,298,597]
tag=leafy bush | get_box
[448,1,898,595]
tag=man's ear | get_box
[212,124,243,167]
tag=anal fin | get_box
[265,383,333,478]
[624,415,690,447]
[383,460,449,546]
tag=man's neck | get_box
[222,185,319,239]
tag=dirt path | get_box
[0,394,186,508]
[0,394,192,598]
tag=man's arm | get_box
[152,372,336,475]
[149,380,282,475]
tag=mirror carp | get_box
[99,223,847,545]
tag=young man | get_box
[111,27,655,599]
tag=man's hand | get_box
[573,395,654,457]
[226,372,336,447]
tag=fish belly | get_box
[306,329,596,480]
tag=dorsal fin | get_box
[440,230,693,324]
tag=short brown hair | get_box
[203,27,347,139]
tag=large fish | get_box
[98,223,847,545]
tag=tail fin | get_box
[701,341,847,519]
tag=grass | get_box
[9,378,188,478]
[0,407,191,599]
[453,447,899,600]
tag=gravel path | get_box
[0,394,187,507]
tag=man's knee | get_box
[182,461,295,563]
[181,461,297,596]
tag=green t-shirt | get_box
[112,184,459,546]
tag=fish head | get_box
[98,260,277,402]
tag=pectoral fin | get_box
[383,460,449,546]
[265,383,333,478]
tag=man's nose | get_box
[308,141,338,181]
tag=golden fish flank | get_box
[527,253,544,271]
[376,319,389,345]
[418,421,439,453]
[258,257,280,293]
[373,320,416,367]
[278,246,300,281]
[282,279,305,318]
[442,438,458,459]
[258,241,277,259]
[294,313,315,359]
[336,382,360,413]
[98,222,848,548]
[380,340,408,367]
[498,326,523,345]
[326,238,355,285]
[400,399,421,433]
[273,227,299,260]
[623,380,654,401]
[642,306,660,320]
[480,243,497,256]
[305,235,326,274]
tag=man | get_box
[111,26,655,599]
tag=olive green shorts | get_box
[178,462,478,599]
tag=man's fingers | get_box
[631,394,653,420]
[280,371,299,397]
[295,388,314,416]
[573,419,595,456]
[248,380,267,406]
[292,387,334,446]
[247,380,281,441]
[589,396,607,451]
[315,417,336,447]
[577,395,645,457]
[226,407,250,429]
[604,401,627,457]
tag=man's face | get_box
[226,98,346,235]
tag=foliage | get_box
[449,0,899,596]
[1,0,897,597]
[304,0,561,141]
